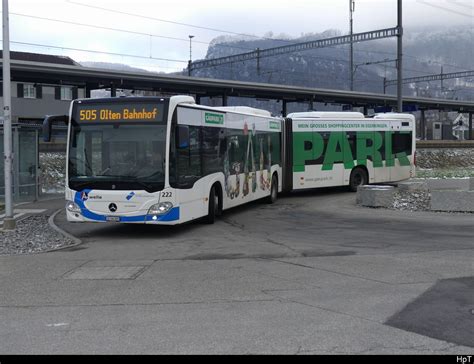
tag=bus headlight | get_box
[66,201,81,213]
[148,202,173,215]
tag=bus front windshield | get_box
[68,122,167,192]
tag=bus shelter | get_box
[0,123,39,203]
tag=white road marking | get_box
[46,323,70,328]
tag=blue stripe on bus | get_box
[155,207,180,221]
[74,191,180,222]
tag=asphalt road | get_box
[1,189,473,354]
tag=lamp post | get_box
[2,0,15,230]
[188,35,194,76]
[397,0,403,112]
[349,0,355,91]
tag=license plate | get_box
[106,216,120,222]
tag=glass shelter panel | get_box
[17,130,38,201]
[0,127,39,203]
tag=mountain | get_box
[80,61,153,73]
[186,25,474,102]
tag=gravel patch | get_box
[391,189,431,211]
[0,215,76,255]
[416,167,474,179]
[416,148,474,169]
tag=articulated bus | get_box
[43,95,415,225]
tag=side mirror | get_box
[43,115,68,142]
[177,125,189,149]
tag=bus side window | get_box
[202,127,223,175]
[189,127,202,176]
[176,125,202,188]
[227,132,244,175]
[177,125,189,149]
[392,132,412,155]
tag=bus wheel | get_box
[267,174,278,204]
[205,186,219,224]
[349,167,368,192]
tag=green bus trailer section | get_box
[282,112,416,191]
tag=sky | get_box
[4,0,474,73]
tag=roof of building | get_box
[0,51,79,66]
[3,57,474,113]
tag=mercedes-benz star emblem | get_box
[109,203,118,212]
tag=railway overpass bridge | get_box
[3,58,474,138]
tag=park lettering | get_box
[293,130,411,171]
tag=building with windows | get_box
[0,52,86,202]
[0,51,86,127]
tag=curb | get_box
[47,208,83,248]
[1,209,83,256]
[0,210,33,230]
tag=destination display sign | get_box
[74,102,165,123]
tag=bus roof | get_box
[216,106,272,117]
[373,113,415,121]
[287,111,365,119]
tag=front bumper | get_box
[66,206,180,224]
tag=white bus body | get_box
[62,96,282,225]
[44,96,416,226]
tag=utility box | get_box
[432,122,442,140]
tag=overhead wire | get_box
[66,0,472,75]
[9,13,254,52]
[7,40,188,64]
[6,1,472,88]
[10,5,468,79]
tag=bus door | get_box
[291,119,325,189]
[175,108,205,221]
[322,124,345,187]
[291,119,310,189]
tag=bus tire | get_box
[349,167,368,192]
[267,174,278,204]
[205,186,219,224]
